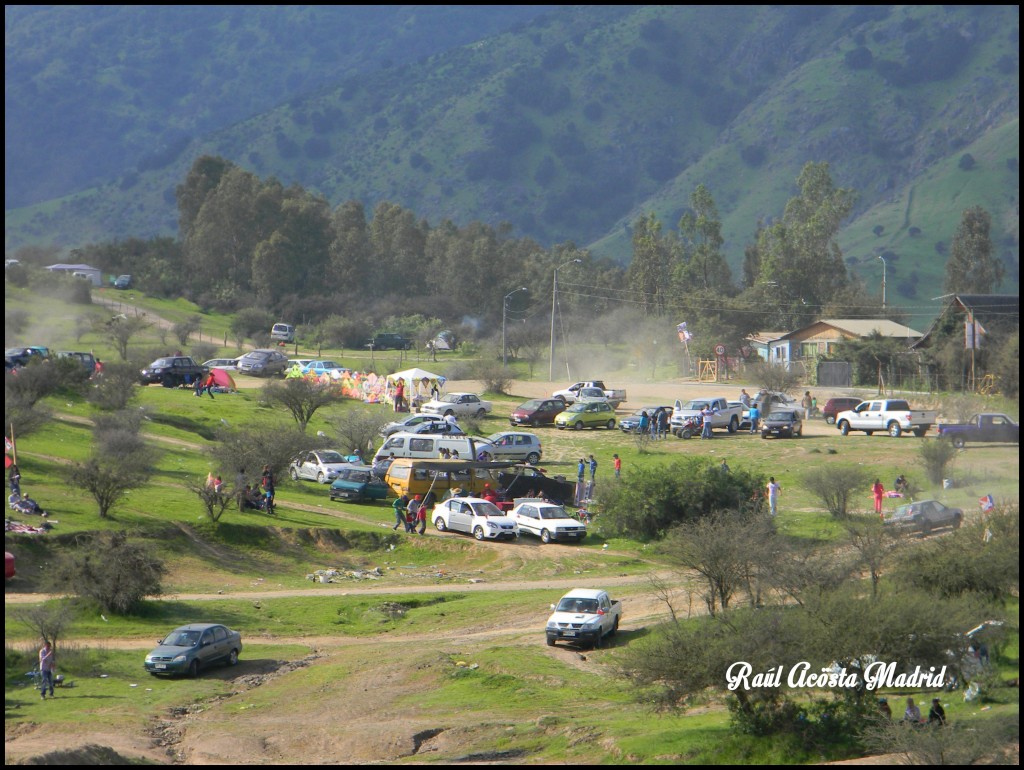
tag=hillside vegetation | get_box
[5,5,1020,316]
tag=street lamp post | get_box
[549,258,582,381]
[877,254,887,309]
[502,287,528,369]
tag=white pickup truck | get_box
[545,588,622,648]
[835,399,938,438]
[552,381,627,409]
[670,397,742,438]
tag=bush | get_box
[918,439,957,486]
[48,532,166,614]
[802,465,872,519]
[471,360,514,395]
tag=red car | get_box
[822,397,862,425]
[510,398,566,427]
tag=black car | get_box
[365,333,412,351]
[140,356,207,387]
[761,409,803,439]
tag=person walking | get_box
[801,391,813,420]
[39,641,56,700]
[872,478,885,519]
[613,454,621,479]
[261,465,275,515]
[406,495,421,533]
[202,372,216,399]
[748,402,761,434]
[416,495,428,535]
[392,495,409,531]
[766,477,781,517]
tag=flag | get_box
[4,436,11,452]
[979,494,994,512]
[676,322,693,343]
[965,319,987,349]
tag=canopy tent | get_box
[386,368,446,406]
[209,367,237,391]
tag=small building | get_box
[45,263,102,286]
[768,319,923,367]
[744,331,788,361]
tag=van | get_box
[271,323,295,343]
[384,459,495,500]
[373,432,493,464]
[72,271,101,286]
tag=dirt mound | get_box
[8,743,154,765]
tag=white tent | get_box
[386,368,446,405]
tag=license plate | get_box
[563,631,576,637]
[155,664,167,670]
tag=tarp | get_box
[209,368,237,390]
[386,368,446,404]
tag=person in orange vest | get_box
[202,372,216,399]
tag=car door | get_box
[516,504,540,537]
[448,500,471,533]
[197,628,218,667]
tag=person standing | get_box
[261,465,275,514]
[766,477,781,517]
[39,641,56,700]
[416,495,428,535]
[392,495,409,531]
[9,464,21,498]
[872,478,885,518]
[588,454,598,482]
[406,495,421,533]
[748,402,761,434]
[203,372,216,399]
[701,406,715,439]
[577,458,585,485]
[739,389,752,409]
[613,454,622,479]
[394,378,406,413]
[801,391,813,420]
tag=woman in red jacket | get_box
[872,479,885,518]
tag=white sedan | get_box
[432,497,518,541]
[420,392,492,419]
[288,450,356,484]
[507,500,587,543]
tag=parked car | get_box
[271,322,295,343]
[365,333,412,350]
[405,421,466,436]
[373,433,493,463]
[139,355,207,386]
[56,350,97,373]
[835,399,938,438]
[203,357,241,371]
[420,392,492,419]
[236,349,289,377]
[431,497,519,541]
[329,465,389,503]
[937,414,1020,448]
[822,397,862,425]
[554,401,616,430]
[289,450,356,484]
[380,413,447,437]
[113,274,132,289]
[507,500,586,543]
[5,346,50,368]
[510,398,567,427]
[545,589,622,648]
[301,360,350,377]
[144,623,242,677]
[619,406,673,433]
[481,432,543,464]
[884,500,963,534]
[760,409,803,439]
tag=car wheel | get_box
[317,472,326,484]
[227,649,239,667]
[865,431,874,436]
[728,416,738,433]
[761,432,768,439]
[952,514,962,529]
[547,637,556,647]
[574,421,584,431]
[951,436,966,449]
[606,419,616,430]
[161,375,176,388]
[921,520,932,536]
[541,529,551,544]
[610,617,619,636]
[474,526,485,541]
[825,415,836,425]
[888,422,902,438]
[290,468,299,481]
[188,660,200,678]
[838,421,851,436]
[475,408,486,418]
[526,452,540,464]
[434,517,447,532]
[593,631,603,650]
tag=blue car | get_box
[144,624,242,677]
[301,360,350,377]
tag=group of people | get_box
[8,463,47,518]
[637,408,670,440]
[872,474,911,517]
[193,372,218,398]
[878,696,946,726]
[391,492,436,534]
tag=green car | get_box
[329,465,389,503]
[554,401,617,430]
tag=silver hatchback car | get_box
[482,432,542,464]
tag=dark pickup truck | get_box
[937,413,1019,448]
[365,333,412,351]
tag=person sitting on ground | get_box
[878,698,892,720]
[903,697,922,724]
[927,697,946,726]
[894,474,909,494]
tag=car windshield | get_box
[165,630,202,647]
[440,394,460,403]
[538,506,572,520]
[318,451,346,463]
[245,352,270,361]
[681,401,709,410]
[519,400,542,410]
[893,504,914,517]
[566,403,588,413]
[149,358,174,368]
[771,411,797,420]
[349,471,371,483]
[467,501,504,517]
[556,597,599,613]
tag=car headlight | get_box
[145,655,154,663]
[172,654,188,663]
[546,621,558,630]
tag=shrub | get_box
[802,465,873,519]
[918,439,957,486]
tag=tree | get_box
[674,184,732,293]
[11,600,77,648]
[67,416,156,518]
[842,517,900,599]
[102,315,152,361]
[918,439,957,486]
[48,532,166,614]
[944,206,1004,294]
[626,213,674,315]
[329,406,391,458]
[172,315,202,346]
[86,361,140,411]
[262,378,347,431]
[188,478,238,524]
[802,465,872,519]
[208,423,321,489]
